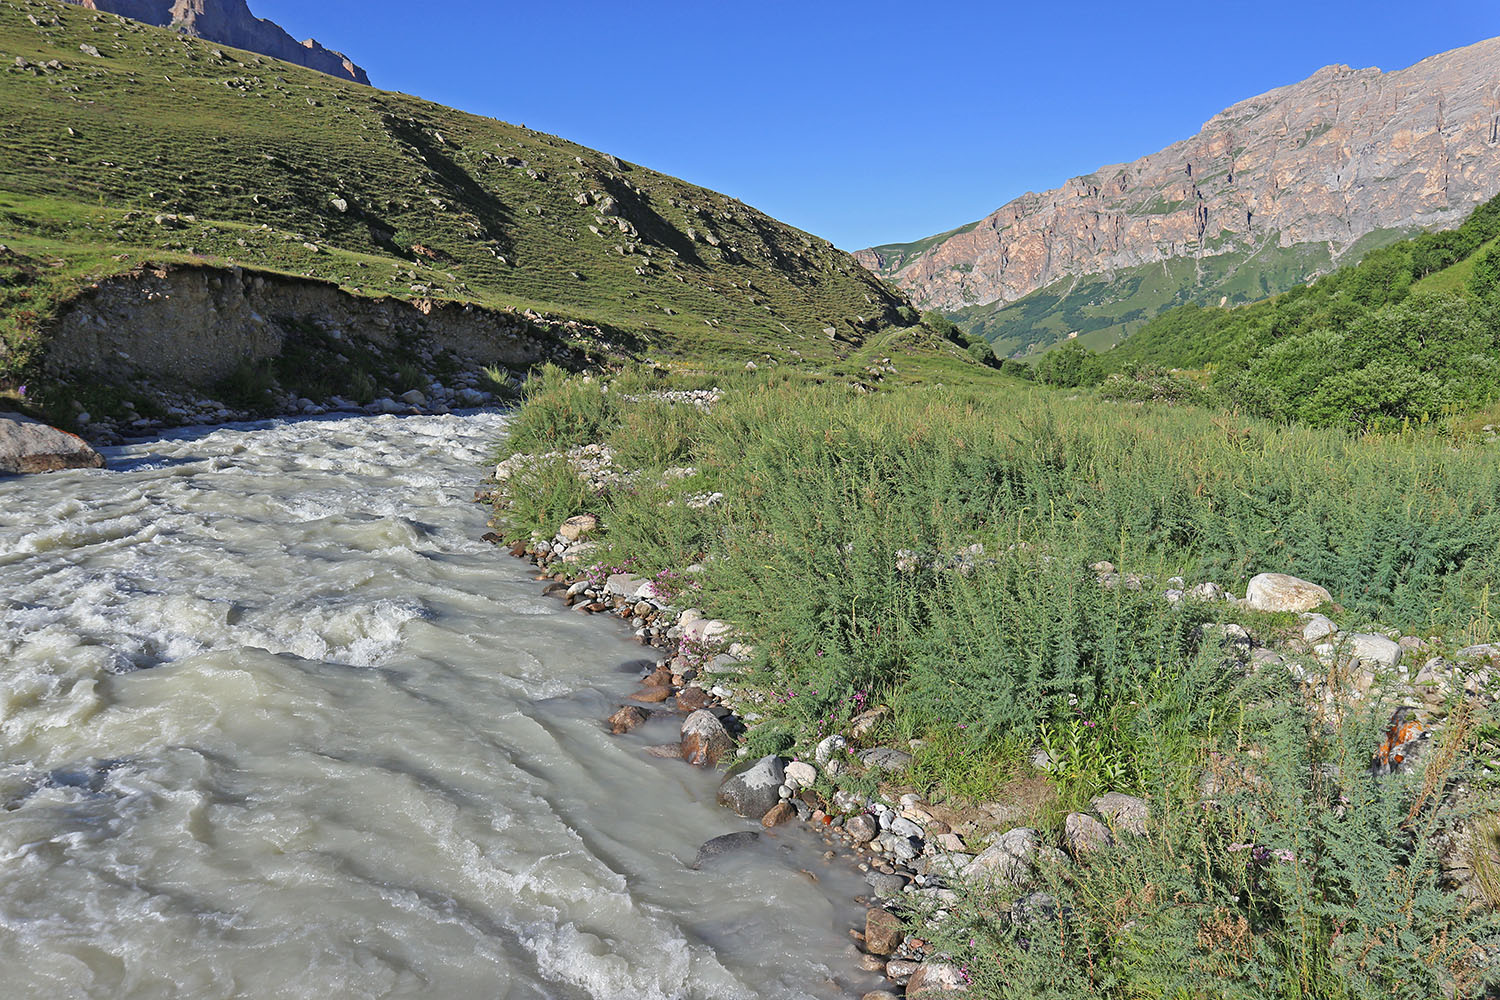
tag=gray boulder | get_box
[858,747,913,773]
[1091,792,1149,836]
[717,755,785,818]
[0,414,105,475]
[688,831,759,869]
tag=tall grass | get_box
[492,367,1500,996]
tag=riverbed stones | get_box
[689,831,760,869]
[1091,792,1149,836]
[0,414,106,474]
[762,801,796,827]
[1245,573,1332,612]
[607,705,647,734]
[628,686,671,704]
[864,907,903,955]
[717,755,786,818]
[681,709,734,766]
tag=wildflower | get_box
[16,385,26,397]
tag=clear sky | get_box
[253,1,1496,252]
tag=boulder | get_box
[717,755,785,818]
[907,962,969,996]
[607,705,647,734]
[858,747,913,773]
[1456,644,1500,662]
[783,760,817,791]
[963,827,1042,884]
[761,801,795,827]
[557,513,599,542]
[1091,792,1149,836]
[399,388,426,407]
[680,710,733,767]
[1244,573,1331,613]
[864,907,904,956]
[1064,812,1112,854]
[0,414,106,475]
[846,814,878,843]
[1302,613,1338,644]
[688,831,759,869]
[1343,633,1402,669]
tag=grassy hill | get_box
[0,0,961,401]
[954,229,1414,360]
[1034,193,1500,431]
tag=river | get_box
[0,411,876,1000]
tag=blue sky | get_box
[254,1,1496,251]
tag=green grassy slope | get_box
[0,0,919,385]
[952,233,1420,360]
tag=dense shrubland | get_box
[1048,194,1500,431]
[492,365,1500,997]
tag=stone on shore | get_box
[907,961,969,995]
[717,755,786,818]
[0,414,106,475]
[681,709,734,766]
[1245,573,1331,612]
[864,907,903,955]
[761,801,795,827]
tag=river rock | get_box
[645,743,682,758]
[717,755,786,818]
[862,992,900,1000]
[784,760,817,791]
[846,813,878,843]
[557,513,599,541]
[864,907,903,955]
[681,709,733,767]
[399,389,427,407]
[1064,812,1112,854]
[0,414,106,475]
[1091,792,1149,835]
[689,831,759,869]
[814,734,848,765]
[607,705,647,734]
[1245,573,1332,612]
[628,686,671,704]
[864,870,908,896]
[761,801,795,827]
[907,961,969,995]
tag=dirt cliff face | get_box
[65,0,369,84]
[859,37,1500,312]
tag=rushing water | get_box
[0,412,877,1000]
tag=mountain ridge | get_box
[857,36,1500,322]
[60,0,368,83]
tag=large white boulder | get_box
[1245,573,1332,613]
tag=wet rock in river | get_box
[607,705,647,734]
[681,709,734,767]
[689,831,760,869]
[0,414,106,475]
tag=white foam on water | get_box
[0,411,875,1000]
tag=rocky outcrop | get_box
[63,0,369,84]
[859,36,1500,312]
[0,413,106,474]
[43,263,572,385]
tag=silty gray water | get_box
[0,411,879,999]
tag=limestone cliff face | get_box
[859,37,1500,312]
[64,0,369,84]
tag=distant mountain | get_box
[62,0,368,83]
[858,37,1500,354]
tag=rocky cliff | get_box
[63,0,368,83]
[859,37,1500,314]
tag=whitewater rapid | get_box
[0,412,873,999]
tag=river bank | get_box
[484,364,1500,999]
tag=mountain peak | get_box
[859,34,1500,319]
[63,0,368,84]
